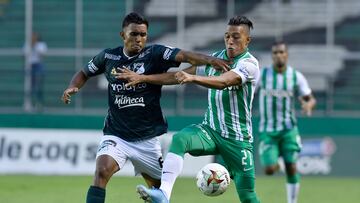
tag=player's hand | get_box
[115,67,144,87]
[62,87,79,104]
[209,58,232,72]
[301,101,313,116]
[175,71,195,84]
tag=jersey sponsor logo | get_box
[114,95,145,109]
[262,89,294,98]
[104,53,121,60]
[138,48,150,58]
[87,60,98,73]
[163,48,174,60]
[110,82,147,92]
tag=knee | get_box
[238,190,259,203]
[264,165,278,175]
[169,133,189,155]
[285,163,297,176]
[95,165,113,181]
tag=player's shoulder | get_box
[239,52,259,67]
[147,44,176,51]
[289,66,305,77]
[99,46,123,61]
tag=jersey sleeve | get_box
[152,44,181,72]
[83,49,107,77]
[196,65,206,76]
[296,71,312,96]
[231,58,260,85]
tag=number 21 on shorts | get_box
[241,149,253,171]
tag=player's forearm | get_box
[67,70,89,89]
[176,50,217,66]
[140,66,196,85]
[192,75,230,89]
[141,72,179,85]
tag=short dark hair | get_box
[228,16,253,30]
[122,12,149,28]
[272,40,288,49]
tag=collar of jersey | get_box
[122,48,139,59]
[271,65,290,75]
[223,48,248,62]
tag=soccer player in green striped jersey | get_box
[118,16,260,203]
[258,41,316,203]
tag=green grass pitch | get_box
[0,175,359,203]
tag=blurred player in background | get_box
[61,12,230,203]
[118,16,261,203]
[257,41,316,203]
[29,32,47,110]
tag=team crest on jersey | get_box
[131,63,145,74]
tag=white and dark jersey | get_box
[258,66,311,133]
[198,49,260,144]
[83,45,180,141]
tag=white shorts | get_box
[96,135,163,179]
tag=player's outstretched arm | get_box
[116,66,197,86]
[299,94,316,116]
[61,70,89,104]
[175,50,231,72]
[175,70,242,90]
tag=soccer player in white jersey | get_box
[117,16,261,203]
[258,41,316,203]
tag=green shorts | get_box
[169,124,255,179]
[258,127,301,166]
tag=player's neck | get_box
[123,48,139,59]
[274,65,287,73]
[226,48,247,60]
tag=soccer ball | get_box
[196,163,231,196]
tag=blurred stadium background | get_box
[0,0,359,202]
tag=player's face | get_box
[224,25,251,59]
[272,44,288,68]
[121,23,148,56]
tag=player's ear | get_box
[246,36,251,47]
[120,31,125,40]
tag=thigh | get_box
[221,145,256,178]
[130,137,163,180]
[280,128,301,164]
[96,135,129,170]
[211,135,255,178]
[258,133,280,167]
[169,124,218,156]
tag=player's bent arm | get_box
[62,70,89,104]
[175,50,230,71]
[176,70,242,90]
[116,66,196,86]
[143,66,196,85]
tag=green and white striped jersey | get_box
[197,49,260,143]
[258,66,312,133]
